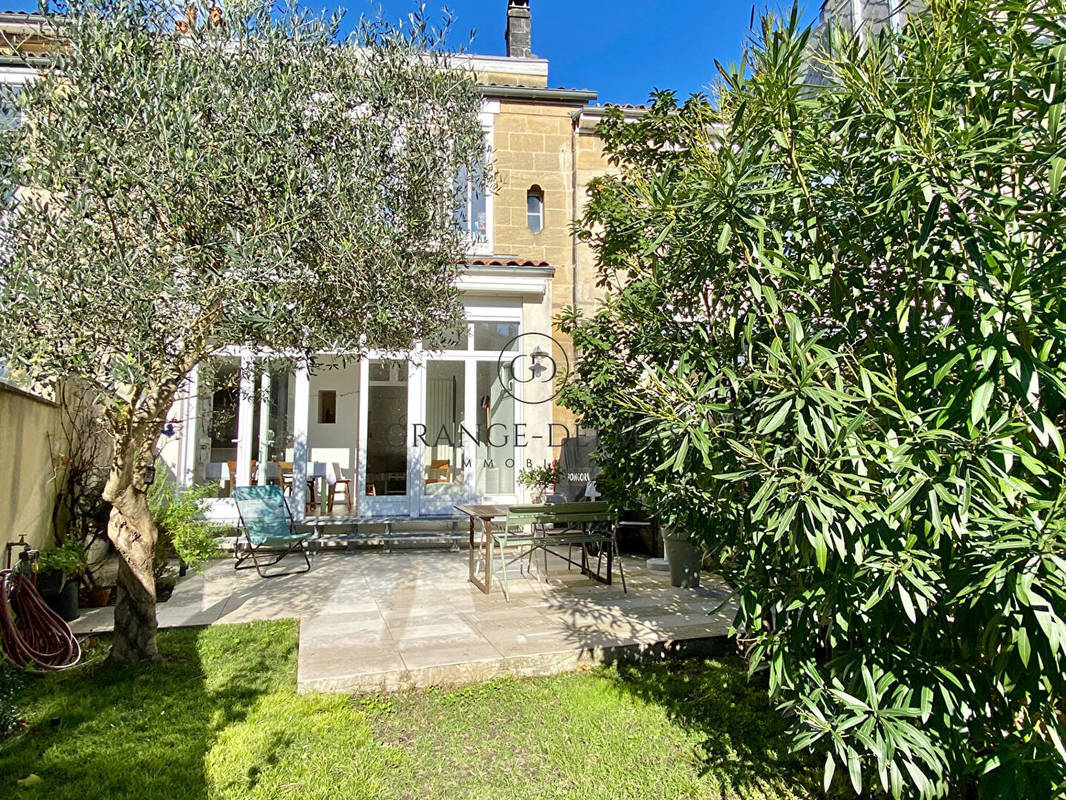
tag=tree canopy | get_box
[0,0,487,663]
[560,1,1066,797]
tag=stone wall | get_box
[490,98,615,472]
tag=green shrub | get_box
[561,2,1066,798]
[35,540,88,579]
[147,467,223,577]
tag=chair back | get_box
[233,485,295,545]
[503,502,616,541]
[426,459,451,484]
[506,501,614,527]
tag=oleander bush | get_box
[559,2,1066,797]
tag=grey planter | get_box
[663,535,702,588]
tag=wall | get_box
[0,382,61,560]
[492,99,580,446]
[307,359,359,474]
[490,98,616,476]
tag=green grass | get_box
[0,622,826,799]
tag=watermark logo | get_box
[498,332,570,405]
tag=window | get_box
[526,186,543,234]
[454,150,491,249]
[318,390,337,424]
[473,321,519,352]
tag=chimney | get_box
[505,0,532,59]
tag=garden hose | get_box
[0,569,81,672]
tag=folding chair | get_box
[232,485,315,578]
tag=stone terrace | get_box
[71,550,736,694]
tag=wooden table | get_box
[455,503,511,594]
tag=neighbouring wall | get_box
[0,381,61,561]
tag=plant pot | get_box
[45,580,80,622]
[664,535,702,588]
[85,586,113,608]
[35,569,66,597]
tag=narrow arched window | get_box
[526,186,544,234]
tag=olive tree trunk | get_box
[106,490,159,664]
[102,432,163,665]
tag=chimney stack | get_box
[505,0,532,59]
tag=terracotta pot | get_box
[86,586,113,608]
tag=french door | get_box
[357,357,415,516]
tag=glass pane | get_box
[193,357,241,497]
[366,359,408,497]
[424,321,469,351]
[453,159,488,243]
[527,194,543,234]
[308,358,359,515]
[252,362,296,489]
[476,361,516,496]
[424,361,466,497]
[471,182,487,242]
[369,360,408,383]
[473,321,519,353]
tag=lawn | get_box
[0,622,827,799]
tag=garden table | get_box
[455,503,511,594]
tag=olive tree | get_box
[0,0,486,664]
[561,1,1066,797]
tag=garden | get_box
[1,0,1065,799]
[1,622,826,800]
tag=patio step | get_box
[312,532,468,552]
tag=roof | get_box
[478,84,598,104]
[465,256,551,268]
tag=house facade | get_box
[140,0,630,523]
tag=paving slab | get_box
[68,549,736,693]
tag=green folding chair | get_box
[233,485,314,578]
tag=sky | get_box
[5,1,823,105]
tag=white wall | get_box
[307,359,359,475]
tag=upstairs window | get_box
[526,186,543,234]
[454,146,491,250]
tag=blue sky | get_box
[350,1,823,105]
[10,1,822,105]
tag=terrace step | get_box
[312,533,468,552]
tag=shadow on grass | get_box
[0,620,298,800]
[601,644,826,798]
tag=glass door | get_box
[358,358,412,515]
[475,359,518,498]
[418,360,475,515]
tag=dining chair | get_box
[425,459,452,485]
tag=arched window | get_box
[526,186,544,234]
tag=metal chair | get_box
[232,485,315,578]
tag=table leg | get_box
[483,517,493,594]
[467,515,489,594]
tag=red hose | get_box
[0,569,81,671]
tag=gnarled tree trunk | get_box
[103,444,162,665]
[106,494,159,664]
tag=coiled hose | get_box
[0,569,81,671]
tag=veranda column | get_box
[256,367,271,485]
[235,352,255,488]
[180,366,199,487]
[292,365,311,522]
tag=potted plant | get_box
[35,541,87,621]
[661,527,703,589]
[518,461,564,503]
[149,469,224,600]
